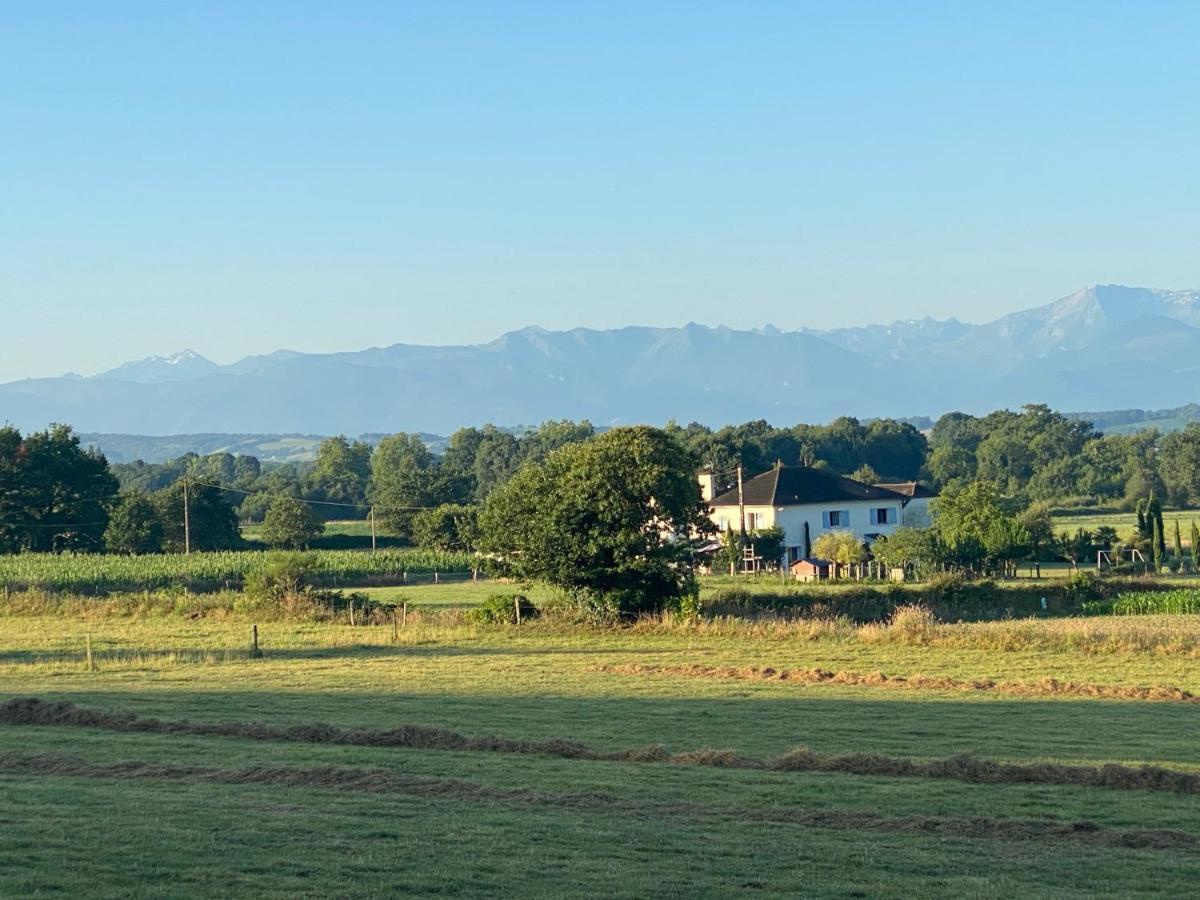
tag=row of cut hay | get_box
[4,697,1199,798]
[592,662,1200,703]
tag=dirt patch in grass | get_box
[593,663,1200,704]
[0,750,1192,852]
[4,697,1199,796]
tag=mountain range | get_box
[4,284,1200,436]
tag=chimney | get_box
[697,470,716,502]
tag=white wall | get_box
[710,498,908,564]
[901,497,933,528]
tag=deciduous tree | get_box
[261,495,324,550]
[478,427,711,615]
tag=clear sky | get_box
[3,2,1199,381]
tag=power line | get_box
[187,480,461,512]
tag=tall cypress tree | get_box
[1151,495,1166,563]
[1151,517,1164,573]
[1191,521,1200,573]
[1174,520,1184,571]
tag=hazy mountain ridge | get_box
[5,285,1199,434]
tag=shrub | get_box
[244,553,317,602]
[1063,569,1101,603]
[466,593,539,625]
[886,604,939,644]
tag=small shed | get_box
[791,557,832,582]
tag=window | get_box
[717,516,729,532]
[823,510,850,528]
[870,507,894,525]
[747,512,762,530]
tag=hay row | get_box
[3,697,1199,796]
[0,750,1192,852]
[593,663,1200,703]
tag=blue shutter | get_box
[822,511,830,528]
[869,508,877,526]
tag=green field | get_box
[2,590,1200,897]
[0,548,474,594]
[1051,508,1200,543]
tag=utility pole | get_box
[369,506,377,554]
[183,476,191,555]
[736,465,746,535]
[736,465,747,576]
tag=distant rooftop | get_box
[710,466,925,507]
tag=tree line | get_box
[4,405,1200,556]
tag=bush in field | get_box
[466,593,538,625]
[1062,569,1101,603]
[245,553,317,602]
[886,604,939,643]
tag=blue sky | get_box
[3,2,1199,381]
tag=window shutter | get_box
[869,509,877,526]
[842,510,850,527]
[822,511,830,528]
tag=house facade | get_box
[701,466,935,566]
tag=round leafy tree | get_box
[479,426,712,616]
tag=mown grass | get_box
[3,602,1200,896]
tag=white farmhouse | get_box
[700,465,936,566]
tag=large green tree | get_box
[478,427,712,615]
[870,527,940,577]
[104,491,164,554]
[0,424,119,552]
[260,495,325,549]
[370,433,464,539]
[411,503,479,552]
[154,480,242,552]
[305,436,372,511]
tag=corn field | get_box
[0,549,477,595]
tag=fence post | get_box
[402,602,408,628]
[514,596,522,625]
[251,625,263,659]
[349,598,356,627]
[392,607,399,643]
[434,571,439,584]
[472,568,478,582]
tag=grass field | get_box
[1051,507,1200,543]
[3,595,1200,897]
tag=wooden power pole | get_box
[736,465,746,534]
[183,477,191,555]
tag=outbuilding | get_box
[790,557,833,582]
